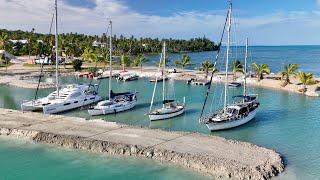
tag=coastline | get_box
[0,108,284,179]
[1,63,319,97]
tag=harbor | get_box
[0,108,284,179]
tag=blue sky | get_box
[1,0,320,45]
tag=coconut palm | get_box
[175,54,191,71]
[0,33,8,50]
[280,63,299,86]
[120,55,131,72]
[231,60,244,80]
[133,54,148,72]
[200,60,216,79]
[296,72,316,93]
[251,62,270,81]
[82,47,97,62]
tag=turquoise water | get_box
[0,137,209,180]
[1,46,320,179]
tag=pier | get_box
[0,108,284,179]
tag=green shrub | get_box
[72,59,82,72]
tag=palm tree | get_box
[133,54,148,72]
[200,60,216,79]
[231,60,244,80]
[120,55,131,72]
[82,47,97,62]
[251,62,270,81]
[175,54,191,71]
[296,72,316,93]
[280,64,299,86]
[0,33,9,72]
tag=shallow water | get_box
[0,137,209,180]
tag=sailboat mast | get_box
[54,0,59,96]
[108,20,113,100]
[162,42,166,108]
[224,1,232,112]
[244,38,248,97]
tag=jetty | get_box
[0,108,284,179]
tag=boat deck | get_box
[0,108,284,179]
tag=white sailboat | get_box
[21,0,101,114]
[88,20,137,116]
[199,1,259,131]
[148,42,185,121]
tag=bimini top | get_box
[110,90,135,98]
[163,99,175,104]
[233,95,256,102]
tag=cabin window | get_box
[84,99,87,101]
[74,101,78,103]
[63,103,71,106]
[90,97,95,100]
[70,92,82,98]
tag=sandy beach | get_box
[1,61,319,97]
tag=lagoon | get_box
[1,46,320,179]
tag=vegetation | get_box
[280,64,299,87]
[175,54,191,71]
[0,29,219,58]
[133,54,148,72]
[200,60,216,79]
[120,55,131,71]
[72,59,82,72]
[296,72,316,93]
[231,60,244,80]
[251,63,270,81]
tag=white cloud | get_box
[1,0,320,45]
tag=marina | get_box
[1,0,320,179]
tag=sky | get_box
[1,0,320,45]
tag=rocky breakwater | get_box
[0,108,284,179]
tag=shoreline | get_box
[1,64,319,97]
[0,108,284,179]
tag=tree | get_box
[200,60,216,79]
[231,60,244,80]
[251,62,270,81]
[81,47,97,62]
[296,72,316,93]
[175,54,191,71]
[0,33,9,72]
[281,63,299,87]
[0,33,8,50]
[120,55,131,72]
[72,59,82,72]
[133,54,148,72]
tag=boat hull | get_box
[88,100,137,116]
[149,107,184,121]
[206,109,257,131]
[21,96,102,114]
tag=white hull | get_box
[88,99,137,116]
[22,95,102,114]
[149,107,184,121]
[206,109,257,131]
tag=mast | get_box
[224,1,232,112]
[244,38,248,97]
[162,42,166,108]
[108,20,113,100]
[54,0,59,96]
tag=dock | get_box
[0,108,284,179]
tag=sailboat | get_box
[199,1,259,131]
[148,42,185,121]
[21,0,102,114]
[88,20,137,116]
